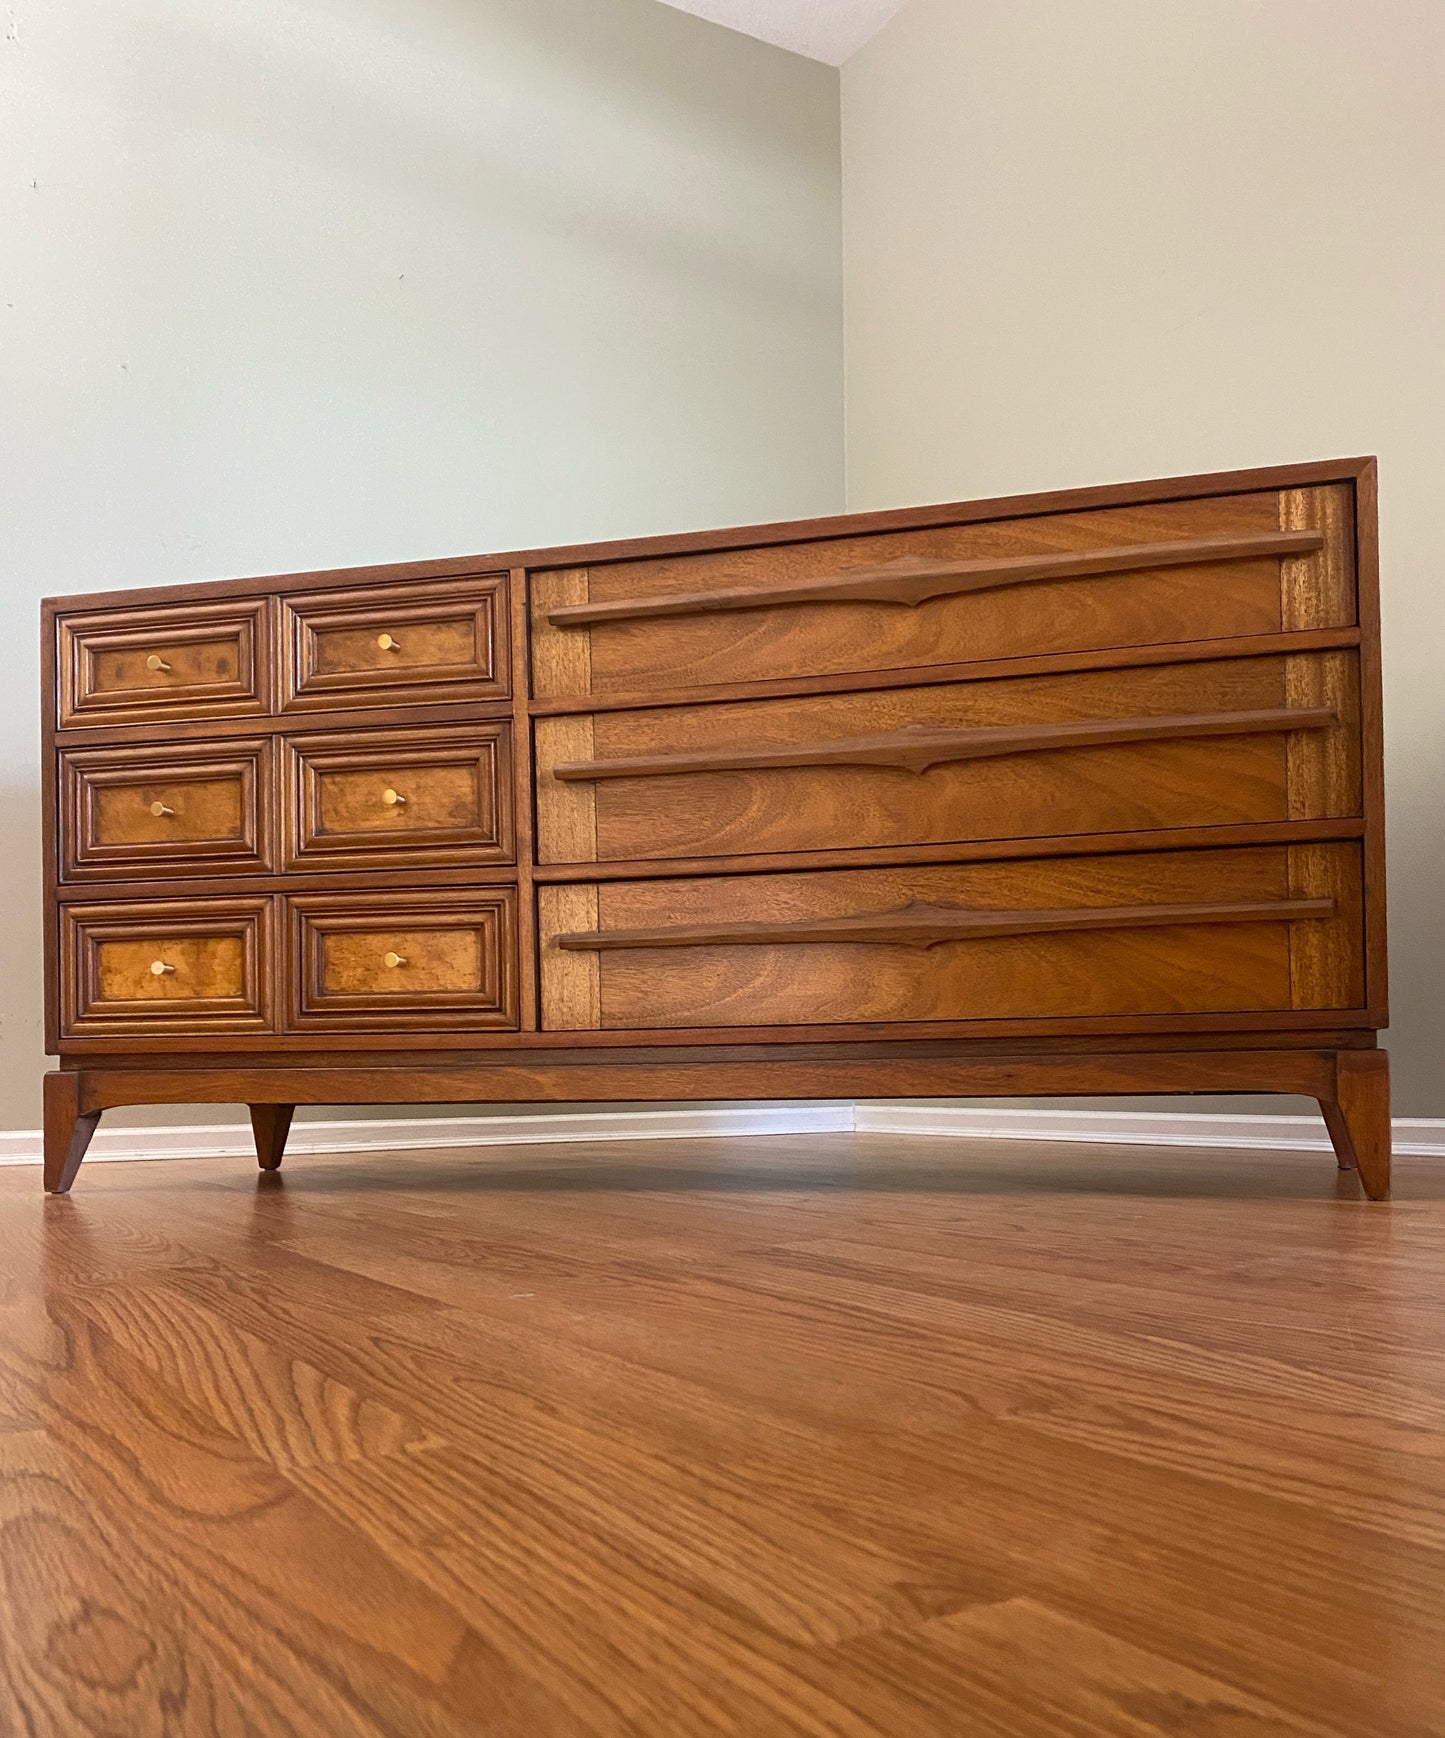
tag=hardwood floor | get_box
[1,1133,1442,1737]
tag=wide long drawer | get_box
[538,844,1364,1031]
[530,485,1355,701]
[535,652,1360,864]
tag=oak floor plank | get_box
[2,1135,1443,1735]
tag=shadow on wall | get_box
[114,0,838,308]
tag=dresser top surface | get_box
[43,456,1376,616]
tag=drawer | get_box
[531,485,1355,700]
[288,891,518,1030]
[57,600,270,727]
[536,652,1361,864]
[281,577,509,711]
[59,739,274,881]
[60,898,274,1036]
[284,725,513,871]
[538,844,1364,1031]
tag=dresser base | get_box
[42,1042,1392,1201]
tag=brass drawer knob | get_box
[376,633,400,652]
[149,960,176,976]
[149,801,175,818]
[383,951,407,969]
[382,788,406,806]
[145,654,171,673]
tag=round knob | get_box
[382,788,405,807]
[145,654,171,673]
[149,801,174,818]
[383,951,406,969]
[149,960,175,976]
[376,633,400,652]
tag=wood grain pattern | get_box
[284,723,514,871]
[1288,843,1366,1010]
[1280,484,1356,630]
[60,738,273,880]
[289,890,519,1032]
[60,898,275,1037]
[39,458,1388,1202]
[5,1131,1440,1733]
[530,492,1331,700]
[534,713,598,865]
[546,530,1324,625]
[57,598,270,727]
[528,567,593,700]
[535,656,1360,865]
[539,846,1365,1032]
[281,576,509,711]
[538,885,602,1032]
[1319,1049,1391,1198]
[556,897,1337,952]
[509,569,541,1032]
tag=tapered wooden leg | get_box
[44,1071,100,1195]
[1318,1050,1391,1200]
[249,1104,294,1172]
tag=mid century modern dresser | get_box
[41,458,1390,1196]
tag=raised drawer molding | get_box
[41,459,1391,1199]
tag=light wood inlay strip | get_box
[539,884,601,1028]
[557,896,1336,953]
[552,706,1337,783]
[546,532,1325,628]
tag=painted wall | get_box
[1,0,843,1129]
[843,0,1445,1113]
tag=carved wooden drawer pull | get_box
[145,654,172,673]
[376,633,401,651]
[382,788,407,807]
[547,530,1325,628]
[149,959,176,976]
[557,895,1337,953]
[383,951,407,968]
[148,800,175,818]
[553,706,1338,783]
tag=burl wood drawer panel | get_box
[531,486,1355,700]
[59,739,274,881]
[535,652,1360,864]
[281,576,509,712]
[57,599,270,727]
[288,891,518,1031]
[539,844,1364,1031]
[60,898,275,1037]
[284,724,513,871]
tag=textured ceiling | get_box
[656,0,907,65]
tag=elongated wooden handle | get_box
[552,705,1337,783]
[547,530,1324,628]
[555,895,1336,952]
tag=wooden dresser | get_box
[41,458,1390,1196]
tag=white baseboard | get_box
[852,1103,1445,1157]
[1,1099,1440,1166]
[0,1102,852,1166]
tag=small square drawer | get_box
[59,739,274,881]
[281,577,509,712]
[288,891,518,1030]
[283,724,513,871]
[60,898,275,1036]
[57,600,270,727]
